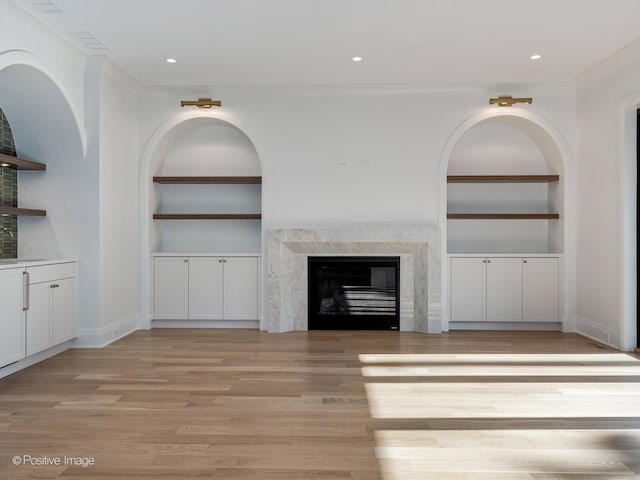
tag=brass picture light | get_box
[489,96,533,107]
[180,98,222,108]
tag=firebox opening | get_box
[308,256,400,330]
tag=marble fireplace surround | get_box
[266,228,441,333]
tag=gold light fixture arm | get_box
[180,98,222,108]
[489,96,533,107]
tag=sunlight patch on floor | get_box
[361,353,640,479]
[375,430,640,478]
[365,382,640,418]
[359,353,640,364]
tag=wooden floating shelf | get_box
[0,152,46,171]
[0,207,47,217]
[153,176,262,184]
[447,175,559,183]
[153,213,262,220]
[447,213,560,220]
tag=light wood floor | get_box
[1,329,639,479]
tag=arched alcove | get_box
[439,108,575,333]
[0,62,98,330]
[442,110,569,254]
[139,111,264,329]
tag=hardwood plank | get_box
[447,213,560,220]
[0,152,46,170]
[0,207,47,216]
[1,330,638,479]
[447,175,559,183]
[153,176,262,184]
[153,213,261,220]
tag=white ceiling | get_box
[12,0,640,87]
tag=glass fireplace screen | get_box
[307,256,400,330]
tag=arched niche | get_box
[0,63,90,258]
[0,62,97,330]
[139,111,264,329]
[441,109,570,255]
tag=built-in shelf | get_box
[447,213,559,220]
[0,152,46,171]
[153,176,262,221]
[153,213,261,220]
[447,175,559,183]
[447,175,560,221]
[153,176,261,184]
[0,207,47,217]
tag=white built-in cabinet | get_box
[0,267,25,368]
[153,257,189,320]
[450,256,559,324]
[25,263,77,356]
[153,255,259,322]
[0,261,76,374]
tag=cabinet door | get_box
[52,277,76,344]
[523,257,559,322]
[223,257,258,320]
[188,257,223,320]
[26,282,52,356]
[154,257,189,319]
[486,258,522,322]
[0,269,25,368]
[450,257,486,322]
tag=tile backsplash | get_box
[1,107,18,259]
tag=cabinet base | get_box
[0,341,72,380]
[151,319,260,329]
[449,322,562,331]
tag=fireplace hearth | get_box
[308,256,400,330]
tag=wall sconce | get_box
[180,98,222,108]
[489,96,533,107]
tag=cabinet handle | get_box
[184,259,188,263]
[487,260,491,263]
[22,271,29,311]
[523,260,527,263]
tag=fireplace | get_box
[266,228,441,333]
[308,256,400,330]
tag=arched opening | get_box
[439,109,575,333]
[0,62,98,330]
[447,116,564,254]
[139,112,264,329]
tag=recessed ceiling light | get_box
[530,54,542,60]
[351,56,363,62]
[165,58,177,64]
[1,163,10,167]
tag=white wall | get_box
[0,4,102,336]
[140,85,576,231]
[574,38,640,350]
[1,4,142,346]
[138,85,577,330]
[96,59,141,344]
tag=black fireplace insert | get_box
[308,256,400,330]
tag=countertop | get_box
[0,258,77,270]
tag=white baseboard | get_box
[575,316,619,349]
[74,314,140,348]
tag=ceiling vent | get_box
[69,31,110,51]
[32,1,62,13]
